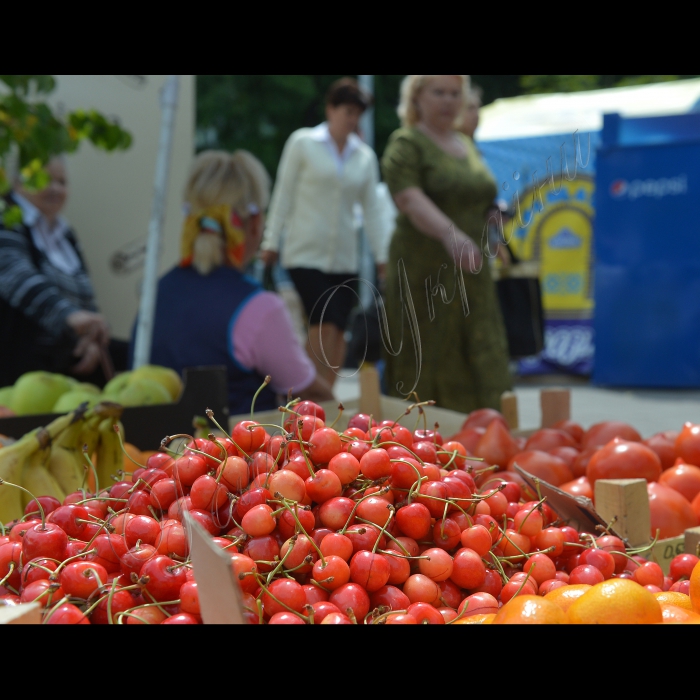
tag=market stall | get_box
[476,78,700,377]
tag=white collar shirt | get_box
[261,124,391,274]
[309,122,362,177]
[13,192,82,275]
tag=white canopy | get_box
[476,78,700,141]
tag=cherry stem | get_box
[110,422,146,470]
[488,551,510,584]
[339,487,390,534]
[41,595,71,624]
[205,408,234,442]
[370,608,408,625]
[53,547,98,575]
[371,507,395,554]
[328,403,344,431]
[0,478,45,528]
[0,562,15,587]
[265,536,299,584]
[377,549,429,561]
[250,375,272,418]
[81,447,101,494]
[276,497,325,565]
[293,421,315,478]
[515,496,546,535]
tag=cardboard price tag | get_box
[0,601,41,625]
[183,512,247,624]
[512,464,610,536]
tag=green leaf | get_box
[1,204,23,228]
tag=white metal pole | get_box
[132,74,179,369]
[358,75,374,149]
[357,76,376,313]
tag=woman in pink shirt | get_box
[132,149,333,414]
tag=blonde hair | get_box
[397,75,471,128]
[183,149,270,215]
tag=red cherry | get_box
[21,521,68,562]
[140,555,188,602]
[60,561,109,599]
[90,588,138,625]
[328,582,370,621]
[44,603,90,624]
[295,400,326,423]
[48,504,89,539]
[121,543,158,577]
[347,413,376,432]
[24,496,61,518]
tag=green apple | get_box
[10,371,75,415]
[0,385,14,409]
[117,378,171,406]
[131,365,182,402]
[103,371,134,398]
[74,382,102,396]
[52,390,100,414]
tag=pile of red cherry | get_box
[1,400,697,624]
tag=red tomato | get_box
[581,421,642,451]
[586,438,662,487]
[658,460,700,503]
[647,482,699,539]
[506,450,573,487]
[570,446,597,479]
[552,419,585,445]
[675,423,700,467]
[460,408,508,431]
[643,431,678,471]
[558,476,593,500]
[446,427,485,454]
[524,428,578,452]
[693,491,700,522]
[547,446,580,470]
[474,420,519,469]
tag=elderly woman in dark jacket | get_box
[0,156,113,388]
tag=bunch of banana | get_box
[0,410,76,524]
[94,416,125,492]
[0,401,126,526]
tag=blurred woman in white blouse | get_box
[260,78,388,388]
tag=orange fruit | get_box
[660,603,700,624]
[544,583,591,613]
[690,560,700,614]
[452,613,495,624]
[492,595,568,624]
[568,578,662,624]
[122,442,145,474]
[654,590,692,611]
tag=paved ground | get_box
[334,372,700,439]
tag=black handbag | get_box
[495,245,545,359]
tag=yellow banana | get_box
[43,407,88,442]
[0,429,45,524]
[21,445,66,508]
[95,417,125,491]
[48,416,87,494]
[79,413,103,466]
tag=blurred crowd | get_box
[0,75,515,415]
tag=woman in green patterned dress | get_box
[379,75,512,414]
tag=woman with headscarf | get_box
[133,149,333,414]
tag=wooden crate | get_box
[594,479,700,575]
[226,366,570,439]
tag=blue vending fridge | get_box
[593,112,700,387]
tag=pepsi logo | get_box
[609,179,627,197]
